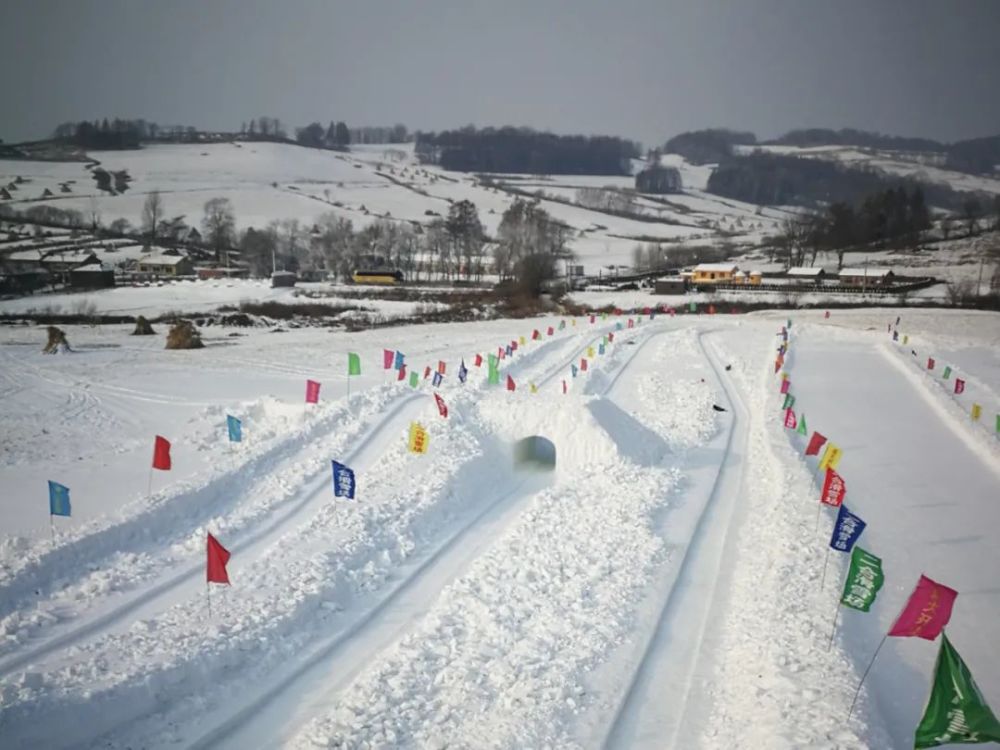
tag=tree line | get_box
[416,126,640,176]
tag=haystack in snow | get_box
[132,315,155,335]
[165,320,203,349]
[42,326,71,354]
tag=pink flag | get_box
[927,357,935,371]
[580,358,588,372]
[382,349,394,370]
[627,318,634,329]
[511,340,518,351]
[305,379,321,404]
[824,310,830,319]
[888,575,958,640]
[608,332,614,343]
[434,393,448,419]
[397,364,407,381]
[547,326,554,336]
[589,315,595,324]
[955,378,965,395]
[783,408,796,429]
[780,379,790,395]
[562,380,567,394]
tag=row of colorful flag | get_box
[776,321,999,746]
[889,318,998,433]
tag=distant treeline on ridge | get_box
[416,126,641,176]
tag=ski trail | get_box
[0,391,426,679]
[598,330,750,749]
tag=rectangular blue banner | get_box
[830,504,866,553]
[332,460,356,499]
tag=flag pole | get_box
[147,464,153,497]
[820,548,831,588]
[814,501,823,531]
[828,600,841,651]
[206,581,212,619]
[848,633,888,721]
[49,513,55,544]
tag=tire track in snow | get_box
[598,329,751,750]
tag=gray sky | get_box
[2,0,999,146]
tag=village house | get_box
[692,263,739,284]
[136,254,194,277]
[786,267,828,284]
[839,268,895,287]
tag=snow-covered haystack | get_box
[165,320,203,350]
[131,315,155,335]
[41,326,70,354]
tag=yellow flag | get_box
[971,403,982,421]
[408,422,428,454]
[781,372,789,380]
[571,319,576,327]
[530,382,538,394]
[519,335,526,346]
[587,346,595,358]
[818,442,842,471]
[903,335,909,345]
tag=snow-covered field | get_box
[1,305,997,748]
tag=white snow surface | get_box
[0,306,998,749]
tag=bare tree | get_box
[201,197,237,264]
[141,190,164,242]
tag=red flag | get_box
[506,374,516,392]
[511,340,518,351]
[708,304,716,315]
[589,315,595,324]
[927,357,935,371]
[498,347,505,360]
[955,378,965,394]
[206,532,231,584]
[643,306,651,316]
[627,318,634,328]
[434,392,448,419]
[305,379,321,404]
[423,365,431,379]
[820,468,846,507]
[562,379,567,394]
[614,308,622,316]
[382,349,394,370]
[437,360,446,375]
[397,364,407,381]
[608,332,614,342]
[669,307,675,317]
[474,353,483,367]
[152,435,172,470]
[888,575,957,640]
[780,379,790,394]
[580,358,588,371]
[805,431,827,456]
[532,329,540,340]
[824,310,830,319]
[783,408,796,429]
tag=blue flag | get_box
[227,415,242,443]
[505,345,512,357]
[598,344,605,356]
[458,359,468,384]
[332,460,356,499]
[829,505,866,553]
[892,330,898,341]
[394,351,404,370]
[432,371,443,387]
[616,322,623,331]
[48,480,71,517]
[571,364,578,378]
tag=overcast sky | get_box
[2,0,999,146]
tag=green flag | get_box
[943,366,952,379]
[839,547,884,612]
[782,393,795,410]
[796,414,808,436]
[409,371,418,388]
[689,301,696,312]
[347,352,361,376]
[914,634,1000,748]
[487,354,500,385]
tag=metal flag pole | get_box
[847,633,888,721]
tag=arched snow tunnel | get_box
[513,435,557,471]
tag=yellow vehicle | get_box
[352,269,404,285]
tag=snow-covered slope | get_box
[1,307,998,748]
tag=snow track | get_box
[590,330,749,749]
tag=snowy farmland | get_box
[0,306,998,748]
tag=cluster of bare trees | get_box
[575,187,637,214]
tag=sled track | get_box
[600,329,751,749]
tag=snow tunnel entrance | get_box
[513,435,556,471]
